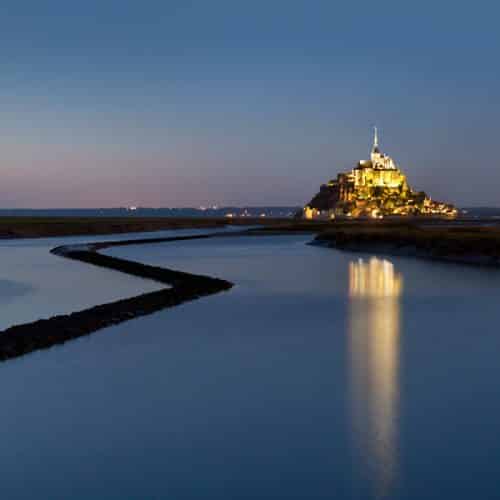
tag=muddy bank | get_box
[0,216,328,239]
[0,232,233,362]
[314,225,500,266]
[0,216,229,239]
[0,214,482,240]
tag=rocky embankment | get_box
[0,233,234,362]
[314,224,500,266]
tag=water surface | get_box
[1,234,499,499]
[0,228,235,330]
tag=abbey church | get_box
[303,129,457,219]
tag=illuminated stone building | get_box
[303,129,457,219]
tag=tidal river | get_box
[0,233,499,499]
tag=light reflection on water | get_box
[3,234,500,499]
[349,257,402,497]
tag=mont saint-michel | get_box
[303,129,457,219]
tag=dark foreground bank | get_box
[0,216,232,238]
[0,216,326,239]
[314,223,500,266]
[0,214,493,240]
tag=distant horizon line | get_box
[0,206,497,211]
[0,206,302,210]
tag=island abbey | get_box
[303,129,457,219]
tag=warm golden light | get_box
[303,129,457,219]
[349,257,403,298]
[348,257,402,496]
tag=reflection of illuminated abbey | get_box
[304,128,457,219]
[349,256,403,298]
[348,257,402,496]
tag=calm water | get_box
[0,228,235,330]
[1,234,500,499]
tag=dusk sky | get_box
[0,0,499,208]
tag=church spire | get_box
[373,126,379,151]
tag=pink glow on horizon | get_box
[0,145,309,208]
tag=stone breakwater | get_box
[0,233,234,362]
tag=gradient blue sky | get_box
[0,0,499,207]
